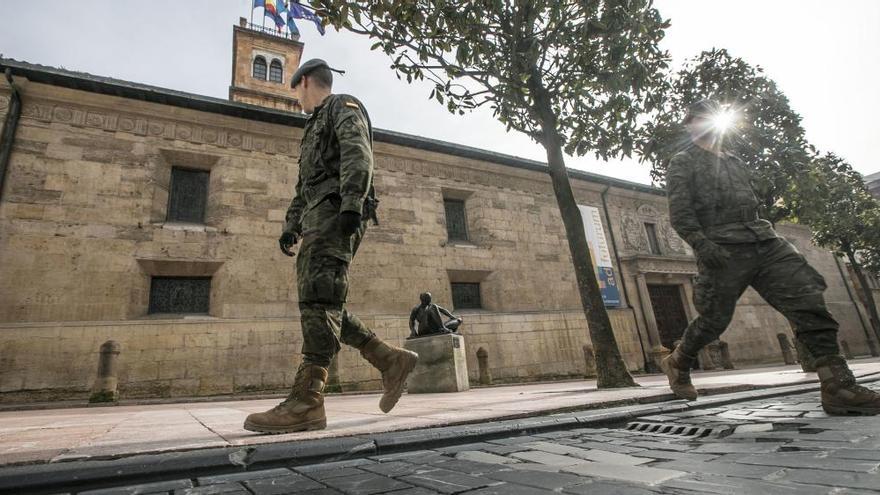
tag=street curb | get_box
[1,374,878,494]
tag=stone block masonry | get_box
[0,65,876,401]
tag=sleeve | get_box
[333,98,373,215]
[283,171,305,235]
[666,153,706,246]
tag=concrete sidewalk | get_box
[1,359,878,468]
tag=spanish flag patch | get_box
[345,101,360,110]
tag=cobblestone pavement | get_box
[75,382,880,495]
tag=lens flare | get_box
[711,109,737,133]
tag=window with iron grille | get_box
[167,167,209,223]
[644,222,662,255]
[149,277,211,314]
[444,198,469,241]
[451,283,482,310]
[269,59,283,83]
[253,56,267,80]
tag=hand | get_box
[339,211,362,236]
[279,231,298,257]
[694,239,730,270]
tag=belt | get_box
[713,206,759,225]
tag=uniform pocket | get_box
[309,257,349,304]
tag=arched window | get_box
[252,56,267,80]
[269,59,283,83]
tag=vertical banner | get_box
[577,205,622,307]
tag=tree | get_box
[312,0,671,387]
[803,153,880,347]
[640,49,814,225]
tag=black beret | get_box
[290,58,345,88]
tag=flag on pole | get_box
[253,0,265,9]
[264,0,277,16]
[289,1,325,35]
[272,0,288,30]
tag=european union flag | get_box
[289,1,325,35]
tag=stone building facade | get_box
[0,25,877,403]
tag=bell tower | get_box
[230,17,303,112]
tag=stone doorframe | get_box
[619,255,698,370]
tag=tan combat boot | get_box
[815,355,880,415]
[243,363,328,433]
[660,347,698,401]
[360,337,419,413]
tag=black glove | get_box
[279,231,298,257]
[339,211,362,236]
[693,238,730,270]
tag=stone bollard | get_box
[90,340,121,403]
[582,344,597,378]
[840,340,854,360]
[699,345,717,371]
[718,340,735,369]
[777,333,797,366]
[476,347,492,386]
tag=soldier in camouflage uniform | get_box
[662,99,880,415]
[244,59,418,434]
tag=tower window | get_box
[269,59,283,83]
[253,56,267,80]
[167,167,209,224]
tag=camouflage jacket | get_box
[666,145,777,245]
[284,94,373,235]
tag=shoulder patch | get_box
[345,101,360,110]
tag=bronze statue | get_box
[408,292,462,338]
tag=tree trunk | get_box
[529,80,636,388]
[845,249,880,345]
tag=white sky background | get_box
[1,0,877,185]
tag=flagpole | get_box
[249,1,254,27]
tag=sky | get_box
[1,0,877,185]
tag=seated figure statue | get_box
[408,292,462,339]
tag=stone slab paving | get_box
[2,360,879,466]
[60,381,880,494]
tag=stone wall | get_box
[0,309,643,402]
[0,76,876,402]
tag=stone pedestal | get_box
[403,333,470,393]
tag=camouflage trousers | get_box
[679,237,840,360]
[296,204,374,367]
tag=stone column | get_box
[635,272,666,369]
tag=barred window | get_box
[149,277,211,314]
[253,56,267,80]
[644,222,661,255]
[444,199,468,241]
[167,167,209,223]
[269,59,283,83]
[451,283,482,310]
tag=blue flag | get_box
[289,1,325,35]
[272,0,288,30]
[253,0,265,9]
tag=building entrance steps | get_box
[0,359,878,469]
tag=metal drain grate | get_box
[623,421,718,439]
